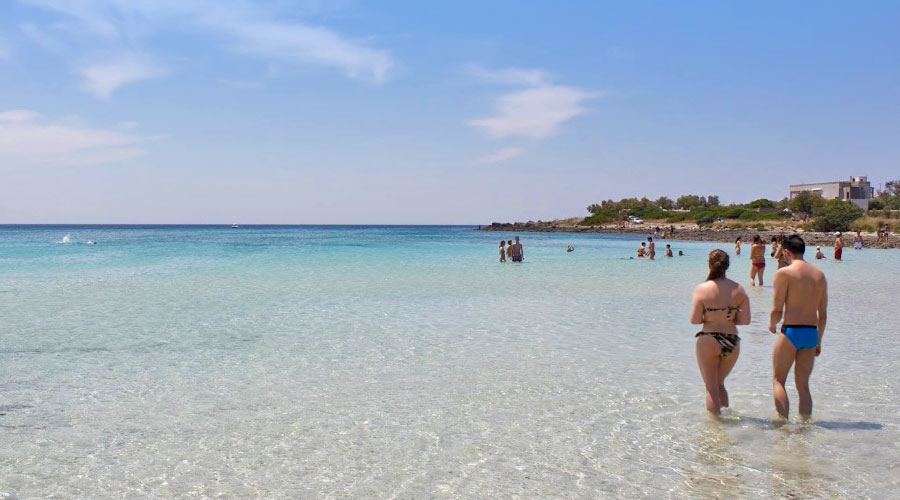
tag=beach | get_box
[1,225,898,498]
[481,221,900,249]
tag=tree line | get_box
[582,180,900,232]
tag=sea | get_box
[1,225,897,499]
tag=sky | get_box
[1,1,899,224]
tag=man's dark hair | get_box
[783,234,805,256]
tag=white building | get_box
[789,176,874,210]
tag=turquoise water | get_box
[1,225,898,499]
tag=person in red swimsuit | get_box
[749,235,767,286]
[834,233,843,261]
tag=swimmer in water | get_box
[749,234,766,287]
[665,244,673,257]
[637,242,646,258]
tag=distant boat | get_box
[230,224,240,228]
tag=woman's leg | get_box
[750,265,757,286]
[696,336,723,415]
[716,344,740,408]
[758,266,765,287]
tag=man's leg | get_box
[772,334,797,419]
[794,348,817,418]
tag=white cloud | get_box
[19,23,64,53]
[20,0,395,96]
[76,53,168,99]
[224,21,392,83]
[0,110,43,122]
[466,65,551,87]
[468,85,598,140]
[0,109,148,166]
[475,147,525,165]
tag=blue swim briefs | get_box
[781,325,819,350]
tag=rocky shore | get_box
[479,222,900,249]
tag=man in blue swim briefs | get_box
[768,234,829,419]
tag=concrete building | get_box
[789,176,874,210]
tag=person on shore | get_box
[734,237,742,256]
[690,250,750,416]
[815,247,826,260]
[750,235,766,286]
[499,240,507,262]
[853,231,863,250]
[834,233,843,261]
[665,244,673,257]
[510,236,524,262]
[647,237,656,260]
[769,234,828,419]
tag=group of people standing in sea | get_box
[498,236,524,263]
[692,234,828,420]
[637,236,683,259]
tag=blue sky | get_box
[1,1,898,223]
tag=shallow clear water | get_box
[1,225,897,499]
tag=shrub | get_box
[789,191,825,215]
[747,198,775,209]
[755,223,766,231]
[812,200,864,232]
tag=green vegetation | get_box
[581,189,877,231]
[812,199,864,232]
[582,194,789,225]
[872,179,900,211]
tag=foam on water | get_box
[0,225,898,498]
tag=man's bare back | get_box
[770,260,828,337]
[768,235,828,419]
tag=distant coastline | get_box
[478,221,900,249]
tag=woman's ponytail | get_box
[707,249,730,281]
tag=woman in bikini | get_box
[690,249,750,416]
[774,234,789,269]
[749,234,766,286]
[499,240,506,262]
[734,237,741,256]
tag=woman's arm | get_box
[689,286,704,325]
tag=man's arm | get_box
[816,276,828,356]
[769,270,787,333]
[734,287,751,326]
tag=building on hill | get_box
[789,176,874,210]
